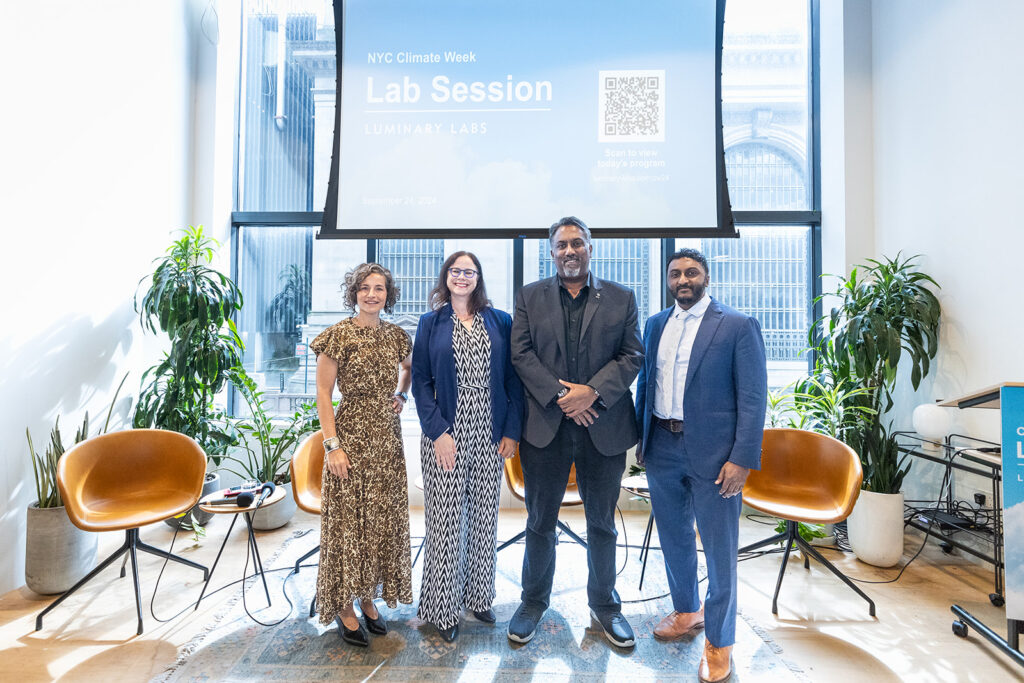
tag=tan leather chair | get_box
[35,429,210,635]
[738,428,875,616]
[289,430,324,616]
[498,447,587,550]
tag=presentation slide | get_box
[330,0,721,235]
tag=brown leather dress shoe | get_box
[698,641,733,683]
[653,608,705,641]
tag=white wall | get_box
[871,1,1024,438]
[820,0,877,277]
[0,1,234,594]
[868,1,1024,502]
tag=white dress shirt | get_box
[653,293,711,420]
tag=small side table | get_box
[194,486,287,609]
[621,474,655,590]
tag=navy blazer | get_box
[412,304,524,444]
[635,297,767,477]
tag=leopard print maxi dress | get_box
[310,318,413,624]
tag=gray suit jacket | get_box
[511,275,644,455]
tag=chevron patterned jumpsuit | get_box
[418,312,504,630]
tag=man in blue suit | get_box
[635,248,767,683]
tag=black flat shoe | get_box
[336,616,369,647]
[438,622,459,642]
[472,608,496,623]
[363,609,388,635]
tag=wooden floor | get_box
[0,507,1021,682]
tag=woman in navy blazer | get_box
[412,251,524,642]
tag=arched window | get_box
[724,142,808,211]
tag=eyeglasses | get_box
[448,267,478,279]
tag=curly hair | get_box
[341,262,400,313]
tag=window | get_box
[232,0,819,414]
[529,238,661,329]
[725,143,809,210]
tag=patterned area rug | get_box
[160,529,805,682]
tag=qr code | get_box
[598,70,666,143]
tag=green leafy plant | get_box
[27,373,129,508]
[766,384,799,429]
[27,416,88,509]
[220,373,317,485]
[133,226,243,463]
[812,253,941,493]
[819,253,941,414]
[184,513,207,544]
[859,419,913,495]
[774,519,827,545]
[790,376,877,442]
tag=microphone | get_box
[207,491,256,507]
[255,481,276,506]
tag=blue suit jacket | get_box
[412,304,524,444]
[635,298,767,477]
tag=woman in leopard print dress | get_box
[311,263,413,647]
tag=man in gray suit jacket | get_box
[508,216,644,648]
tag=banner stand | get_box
[940,383,1024,667]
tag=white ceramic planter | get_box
[25,503,98,595]
[847,489,905,568]
[251,481,296,530]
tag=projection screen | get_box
[319,0,733,238]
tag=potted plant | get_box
[133,226,244,527]
[220,374,316,530]
[25,416,96,594]
[263,264,311,390]
[813,253,941,567]
[25,375,128,594]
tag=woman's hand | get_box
[497,437,517,460]
[434,433,457,472]
[326,447,352,480]
[392,394,406,414]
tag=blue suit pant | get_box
[645,425,741,647]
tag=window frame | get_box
[229,0,823,409]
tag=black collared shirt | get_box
[558,275,590,383]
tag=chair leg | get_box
[36,531,132,631]
[796,535,876,617]
[294,544,320,574]
[243,513,272,607]
[412,537,426,568]
[640,510,655,564]
[127,529,144,635]
[556,520,587,548]
[639,511,655,591]
[738,530,789,555]
[309,593,317,619]
[119,554,128,578]
[137,538,209,580]
[496,530,526,552]
[770,523,797,615]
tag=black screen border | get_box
[318,0,735,239]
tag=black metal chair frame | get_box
[35,527,209,635]
[738,519,876,617]
[496,519,587,552]
[295,544,321,617]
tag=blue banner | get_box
[1001,385,1024,620]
